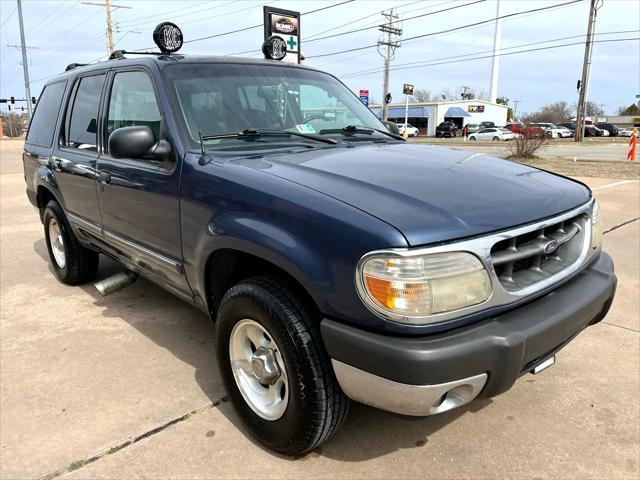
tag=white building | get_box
[370,99,509,136]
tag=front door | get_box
[96,69,189,297]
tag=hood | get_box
[229,143,591,246]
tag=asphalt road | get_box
[1,140,638,479]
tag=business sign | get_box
[359,89,369,107]
[263,6,300,64]
[403,84,414,96]
[468,105,485,113]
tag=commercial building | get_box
[370,98,509,136]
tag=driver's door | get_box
[96,68,190,297]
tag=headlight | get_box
[591,199,603,249]
[357,251,492,324]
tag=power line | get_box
[340,37,639,79]
[0,5,17,29]
[181,0,354,46]
[117,0,215,26]
[226,0,467,56]
[306,0,582,59]
[340,29,639,77]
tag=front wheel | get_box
[469,136,477,141]
[216,277,349,456]
[43,200,99,285]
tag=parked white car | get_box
[618,128,634,137]
[397,123,419,137]
[469,127,518,141]
[531,123,573,138]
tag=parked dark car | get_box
[435,121,457,137]
[596,122,619,136]
[557,122,576,131]
[23,42,616,457]
[479,121,495,128]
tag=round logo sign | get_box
[153,22,183,53]
[543,240,559,254]
[262,35,287,61]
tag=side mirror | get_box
[108,126,171,161]
[382,121,400,135]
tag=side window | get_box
[26,81,66,147]
[62,74,106,152]
[106,71,161,148]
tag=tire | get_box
[216,277,350,456]
[43,200,99,285]
[492,136,500,141]
[469,136,477,141]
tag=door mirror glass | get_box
[382,121,400,135]
[108,126,156,159]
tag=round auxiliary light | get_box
[262,35,287,61]
[153,22,183,54]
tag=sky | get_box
[1,0,639,117]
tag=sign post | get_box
[402,83,413,139]
[263,6,301,64]
[359,89,369,107]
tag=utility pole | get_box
[489,0,501,103]
[512,99,521,121]
[82,1,131,56]
[378,9,401,122]
[575,0,601,142]
[15,0,33,117]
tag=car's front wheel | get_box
[469,136,477,141]
[43,200,99,285]
[216,277,349,456]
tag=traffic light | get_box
[32,97,37,104]
[10,96,15,104]
[8,105,11,111]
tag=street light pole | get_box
[16,0,33,118]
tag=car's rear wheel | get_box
[216,277,349,456]
[43,200,99,285]
[492,136,500,141]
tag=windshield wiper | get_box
[201,129,338,145]
[319,125,405,141]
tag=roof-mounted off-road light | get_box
[262,35,287,61]
[153,22,183,54]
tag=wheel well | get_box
[36,186,57,221]
[205,249,320,320]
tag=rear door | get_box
[96,68,190,297]
[54,73,107,227]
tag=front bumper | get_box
[322,252,616,416]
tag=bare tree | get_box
[438,87,453,100]
[572,100,603,118]
[617,103,639,116]
[1,112,27,138]
[507,130,548,159]
[529,101,573,124]
[410,89,432,102]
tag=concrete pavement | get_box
[1,140,638,479]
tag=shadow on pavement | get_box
[34,243,494,462]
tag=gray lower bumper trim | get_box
[332,360,487,416]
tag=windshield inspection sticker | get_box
[295,123,316,134]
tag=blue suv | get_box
[23,51,616,456]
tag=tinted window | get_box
[63,74,105,151]
[107,71,161,146]
[26,81,66,147]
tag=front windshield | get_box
[163,63,386,146]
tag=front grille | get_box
[491,213,588,291]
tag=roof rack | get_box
[65,63,89,71]
[108,49,167,60]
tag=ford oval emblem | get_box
[543,240,559,254]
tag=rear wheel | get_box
[492,136,500,141]
[216,277,349,456]
[43,200,99,285]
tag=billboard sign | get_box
[263,6,300,64]
[359,89,369,107]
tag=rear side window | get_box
[106,71,161,145]
[26,81,66,147]
[62,74,106,152]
